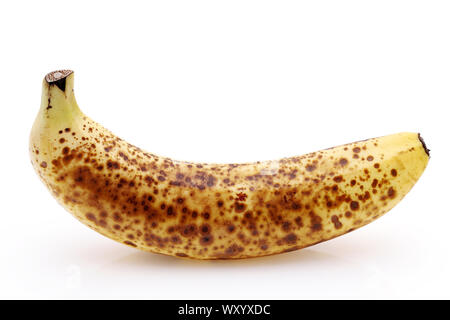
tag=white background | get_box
[0,0,449,299]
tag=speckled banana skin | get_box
[30,70,429,260]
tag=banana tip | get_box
[45,70,73,92]
[418,133,430,157]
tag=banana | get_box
[30,70,429,260]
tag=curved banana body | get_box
[30,70,429,259]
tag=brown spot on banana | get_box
[29,70,430,260]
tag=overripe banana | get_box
[30,70,429,259]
